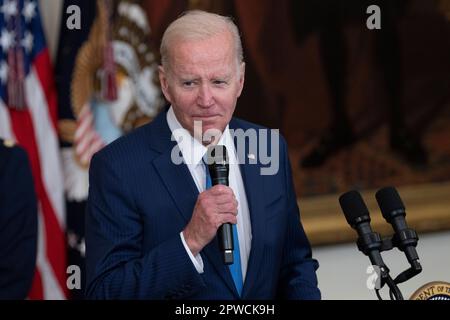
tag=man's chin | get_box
[191,123,221,145]
[190,119,227,142]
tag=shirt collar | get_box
[166,106,235,167]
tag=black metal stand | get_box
[357,233,422,300]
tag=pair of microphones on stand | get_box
[339,187,422,300]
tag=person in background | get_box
[0,139,38,299]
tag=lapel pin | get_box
[247,153,255,160]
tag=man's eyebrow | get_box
[212,74,232,80]
[179,76,199,81]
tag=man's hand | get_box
[183,185,238,255]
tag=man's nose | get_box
[197,84,214,107]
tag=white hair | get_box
[160,10,244,70]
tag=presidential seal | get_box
[61,0,163,202]
[410,281,450,300]
[71,0,163,168]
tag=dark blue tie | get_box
[203,160,243,296]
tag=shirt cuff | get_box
[180,231,204,274]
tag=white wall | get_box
[314,231,450,300]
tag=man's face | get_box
[159,30,245,143]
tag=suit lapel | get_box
[239,157,265,298]
[152,149,198,223]
[148,112,199,224]
[230,119,266,298]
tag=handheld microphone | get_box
[339,190,387,270]
[207,145,234,265]
[375,187,422,282]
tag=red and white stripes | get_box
[0,50,66,299]
[74,103,105,167]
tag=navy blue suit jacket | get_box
[85,111,320,299]
[0,140,37,299]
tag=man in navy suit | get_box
[0,139,37,299]
[86,10,320,299]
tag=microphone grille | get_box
[339,190,370,226]
[375,187,405,218]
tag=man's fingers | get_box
[217,202,238,215]
[200,187,238,207]
[213,194,238,206]
[208,185,234,196]
[217,213,237,227]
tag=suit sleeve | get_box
[276,137,321,300]
[0,147,37,299]
[85,152,206,299]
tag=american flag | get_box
[0,0,66,299]
[74,103,105,167]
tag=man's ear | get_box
[237,62,245,97]
[158,65,172,103]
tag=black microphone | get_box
[207,145,234,265]
[339,190,388,270]
[375,187,421,276]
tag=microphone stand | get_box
[370,236,421,300]
[375,273,403,300]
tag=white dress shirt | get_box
[167,107,252,280]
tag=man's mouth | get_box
[193,114,219,120]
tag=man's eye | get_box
[213,80,227,86]
[182,81,195,87]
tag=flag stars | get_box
[23,0,36,23]
[0,29,14,52]
[0,61,8,84]
[1,0,18,20]
[21,31,33,52]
